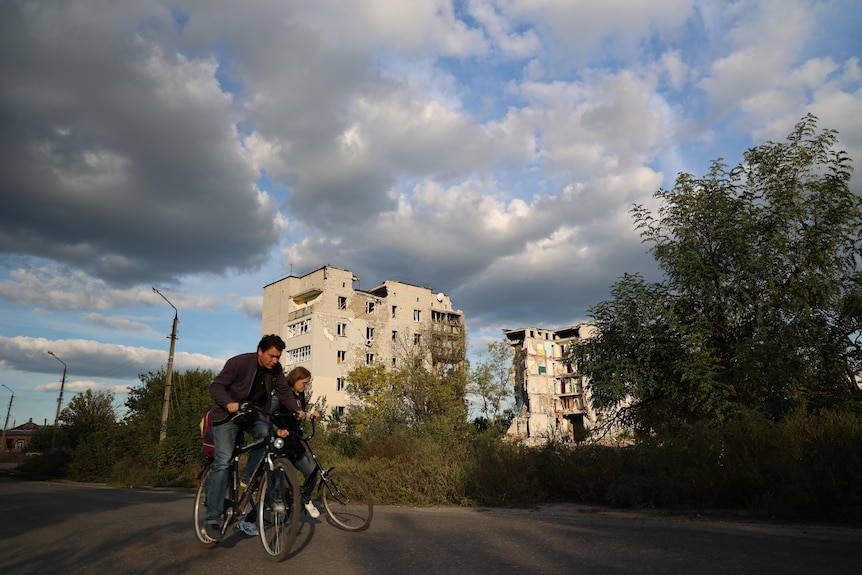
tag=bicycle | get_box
[193,404,302,562]
[296,418,373,531]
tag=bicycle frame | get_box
[294,418,373,531]
[194,404,303,560]
[297,419,334,487]
[205,405,292,534]
[223,434,268,526]
[298,420,363,506]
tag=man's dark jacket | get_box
[209,352,293,424]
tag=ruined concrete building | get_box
[504,323,598,445]
[261,265,465,417]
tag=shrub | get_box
[41,399,862,525]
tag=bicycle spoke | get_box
[193,464,218,546]
[258,459,301,561]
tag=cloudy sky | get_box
[1,0,860,427]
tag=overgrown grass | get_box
[315,408,862,523]
[15,409,862,524]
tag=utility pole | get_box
[153,287,178,442]
[1,384,13,455]
[47,351,67,451]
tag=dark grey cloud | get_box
[0,2,281,285]
[1,0,858,336]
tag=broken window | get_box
[285,345,311,365]
[287,318,311,338]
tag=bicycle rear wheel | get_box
[321,470,373,531]
[193,463,217,547]
[257,457,301,562]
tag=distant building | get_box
[503,324,598,445]
[2,418,40,453]
[262,265,466,417]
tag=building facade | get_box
[261,265,465,416]
[504,323,598,445]
[2,418,40,453]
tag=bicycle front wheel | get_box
[257,457,301,562]
[193,464,217,547]
[321,470,373,531]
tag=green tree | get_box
[344,363,404,434]
[59,389,117,450]
[122,368,214,483]
[56,389,119,480]
[468,340,513,426]
[125,368,213,440]
[570,115,861,437]
[346,359,467,435]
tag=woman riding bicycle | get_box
[272,366,322,519]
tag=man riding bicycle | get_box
[204,334,297,542]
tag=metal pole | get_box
[1,384,13,455]
[47,351,67,451]
[153,287,178,442]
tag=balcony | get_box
[554,395,586,415]
[288,305,314,322]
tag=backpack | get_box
[200,411,214,459]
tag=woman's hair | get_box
[286,365,311,388]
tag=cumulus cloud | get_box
[236,295,264,320]
[81,313,152,333]
[32,379,133,397]
[0,265,218,311]
[0,336,225,379]
[0,0,859,424]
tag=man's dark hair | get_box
[258,334,286,353]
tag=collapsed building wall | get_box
[503,323,598,446]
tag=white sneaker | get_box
[303,501,320,518]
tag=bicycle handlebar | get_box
[293,417,317,443]
[306,417,318,440]
[227,401,262,425]
[228,402,291,454]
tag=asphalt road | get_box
[0,473,860,575]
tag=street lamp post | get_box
[153,287,178,442]
[47,351,67,451]
[1,384,13,455]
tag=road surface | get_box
[0,473,859,574]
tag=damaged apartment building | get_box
[261,265,465,418]
[504,323,598,445]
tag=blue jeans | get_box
[205,414,270,525]
[293,452,318,503]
